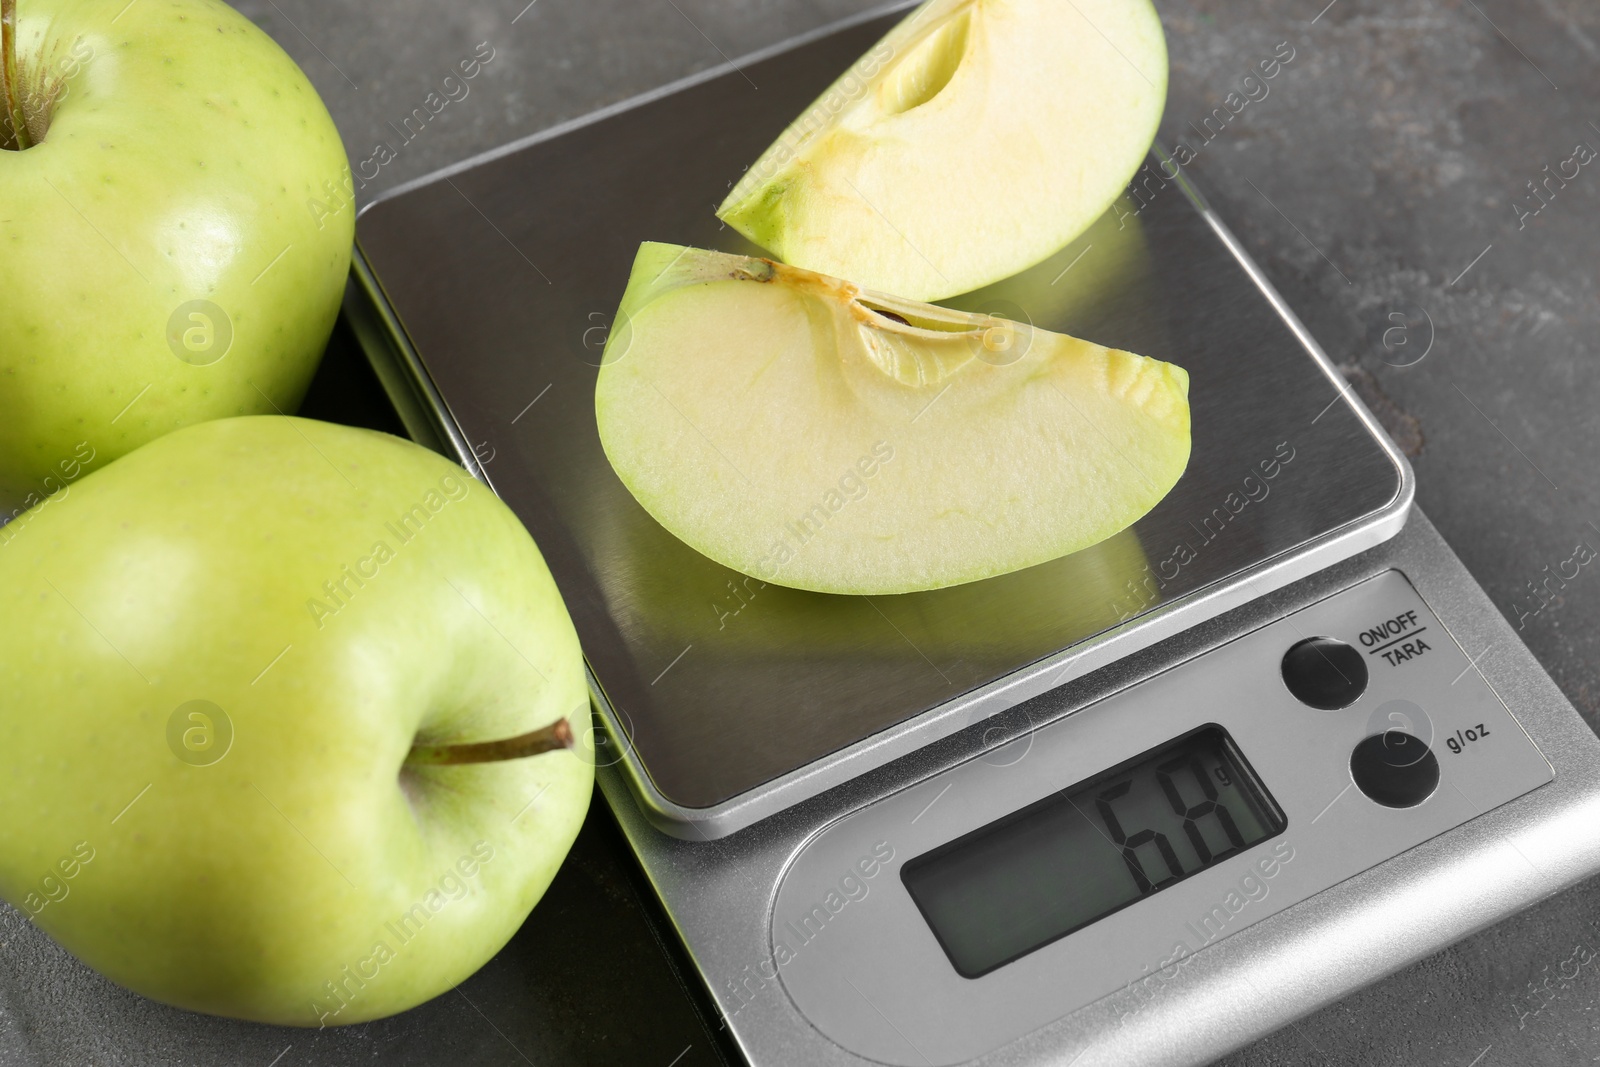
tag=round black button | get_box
[1350,731,1440,808]
[1281,637,1368,710]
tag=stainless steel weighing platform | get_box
[345,5,1600,1064]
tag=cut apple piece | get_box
[594,243,1189,596]
[716,0,1168,301]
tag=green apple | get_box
[0,416,592,1026]
[0,0,354,515]
[717,0,1168,301]
[594,242,1189,595]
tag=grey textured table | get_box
[6,0,1600,1064]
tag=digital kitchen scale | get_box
[344,5,1600,1064]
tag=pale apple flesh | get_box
[595,243,1190,595]
[717,0,1168,301]
[0,416,593,1026]
[0,0,354,515]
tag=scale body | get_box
[345,5,1600,1064]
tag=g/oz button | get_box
[1281,637,1368,710]
[1350,731,1440,808]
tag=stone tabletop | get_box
[10,0,1600,1063]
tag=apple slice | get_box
[716,0,1168,301]
[594,243,1190,595]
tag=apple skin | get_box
[0,0,354,515]
[0,416,593,1026]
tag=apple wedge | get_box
[716,0,1168,301]
[594,243,1190,595]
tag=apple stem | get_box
[404,718,575,766]
[0,0,28,151]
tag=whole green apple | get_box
[0,0,354,515]
[0,416,593,1026]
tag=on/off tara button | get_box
[1281,637,1368,710]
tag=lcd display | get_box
[901,725,1285,978]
